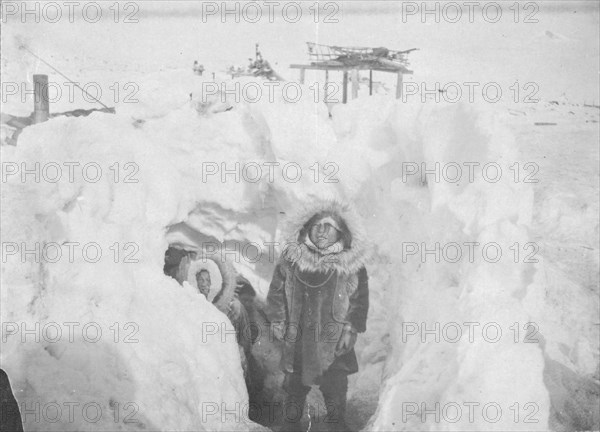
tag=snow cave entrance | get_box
[162,221,380,431]
[162,221,275,426]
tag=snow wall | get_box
[1,71,598,431]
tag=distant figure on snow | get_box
[265,200,370,432]
[193,60,205,76]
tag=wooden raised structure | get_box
[290,43,416,103]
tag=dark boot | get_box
[281,393,308,432]
[319,370,350,432]
[282,373,311,432]
[322,391,350,432]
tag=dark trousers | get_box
[282,368,349,432]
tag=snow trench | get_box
[1,74,598,431]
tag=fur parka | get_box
[265,199,371,384]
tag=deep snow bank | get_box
[349,99,551,431]
[1,70,598,431]
[0,72,359,431]
[336,98,598,431]
[0,112,254,430]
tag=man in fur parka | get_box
[266,200,370,432]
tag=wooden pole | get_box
[33,74,49,123]
[396,72,403,100]
[324,70,329,102]
[342,71,348,104]
[369,70,373,95]
[351,69,359,99]
[299,68,306,85]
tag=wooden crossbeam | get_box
[290,63,413,74]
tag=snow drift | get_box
[1,70,598,431]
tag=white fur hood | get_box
[280,199,372,275]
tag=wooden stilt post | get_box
[300,68,306,85]
[33,74,49,123]
[369,70,373,95]
[351,69,359,99]
[342,70,348,104]
[324,70,329,102]
[396,72,403,100]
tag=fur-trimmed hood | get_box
[280,199,372,275]
[177,251,237,314]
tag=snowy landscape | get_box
[1,1,599,431]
